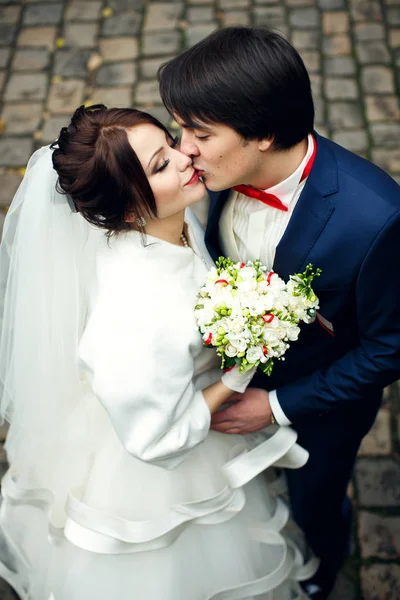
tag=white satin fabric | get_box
[0,210,318,599]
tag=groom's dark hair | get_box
[158,26,314,150]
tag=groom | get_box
[158,26,400,599]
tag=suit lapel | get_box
[273,134,337,279]
[205,189,230,261]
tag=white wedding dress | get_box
[0,210,318,600]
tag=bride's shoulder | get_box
[94,232,172,302]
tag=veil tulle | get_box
[0,145,102,491]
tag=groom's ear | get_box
[257,138,274,152]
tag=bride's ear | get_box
[125,212,147,227]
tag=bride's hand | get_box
[210,388,273,434]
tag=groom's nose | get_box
[180,131,200,157]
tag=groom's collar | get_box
[307,131,339,199]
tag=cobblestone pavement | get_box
[0,0,400,598]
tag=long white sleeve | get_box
[79,236,213,470]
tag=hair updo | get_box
[51,104,173,234]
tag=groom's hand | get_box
[210,388,273,434]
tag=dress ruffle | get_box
[0,423,318,600]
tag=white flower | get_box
[286,326,301,341]
[246,346,264,363]
[225,344,239,357]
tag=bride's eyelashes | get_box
[154,136,181,174]
[154,159,169,174]
[195,135,209,141]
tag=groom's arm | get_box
[277,209,400,423]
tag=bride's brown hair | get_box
[52,104,174,234]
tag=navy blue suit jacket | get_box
[205,133,400,426]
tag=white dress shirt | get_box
[219,134,315,426]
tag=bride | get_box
[0,105,318,600]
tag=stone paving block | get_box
[322,12,349,34]
[0,24,16,46]
[0,171,22,208]
[371,122,400,147]
[188,6,215,22]
[310,73,321,96]
[17,26,56,49]
[372,149,400,173]
[0,103,42,135]
[359,407,392,455]
[354,22,385,41]
[90,87,133,108]
[253,6,286,27]
[140,55,174,79]
[47,80,85,114]
[361,564,400,599]
[96,62,136,86]
[325,78,359,100]
[361,66,395,94]
[4,73,48,102]
[0,139,33,167]
[291,30,320,50]
[101,12,141,37]
[219,0,250,7]
[359,511,400,558]
[324,56,356,76]
[356,41,391,64]
[314,97,325,126]
[185,24,217,48]
[63,23,98,48]
[135,80,162,104]
[143,31,180,56]
[355,458,400,506]
[107,0,145,9]
[144,2,183,32]
[12,48,50,71]
[351,0,383,22]
[65,0,102,21]
[328,102,363,129]
[99,38,138,62]
[222,10,250,26]
[389,29,400,48]
[23,3,63,26]
[54,48,92,78]
[366,95,399,121]
[332,129,368,152]
[0,5,20,24]
[0,49,11,69]
[318,0,345,8]
[286,0,316,5]
[136,104,171,126]
[300,51,320,73]
[388,6,400,25]
[289,8,319,28]
[41,115,69,143]
[323,34,352,55]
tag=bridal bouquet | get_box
[195,258,321,376]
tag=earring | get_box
[135,216,147,227]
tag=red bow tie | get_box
[233,135,317,212]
